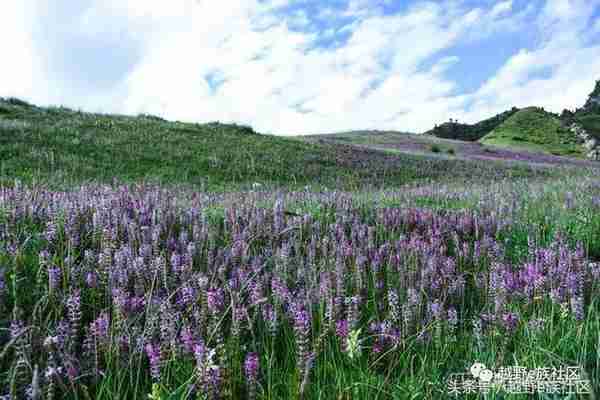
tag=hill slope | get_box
[479,107,583,157]
[0,98,553,190]
[425,107,519,141]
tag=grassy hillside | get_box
[425,107,519,141]
[0,97,554,191]
[479,107,583,157]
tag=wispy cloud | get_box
[1,0,598,134]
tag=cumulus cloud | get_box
[490,1,513,18]
[0,0,598,134]
[452,0,600,124]
[0,2,47,101]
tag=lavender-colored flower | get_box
[293,306,311,373]
[44,221,58,243]
[387,290,401,325]
[180,325,196,354]
[206,287,224,313]
[428,301,443,321]
[501,312,519,332]
[0,268,5,297]
[178,285,196,308]
[244,352,260,382]
[262,303,278,336]
[91,312,110,342]
[447,307,458,328]
[85,271,98,288]
[570,296,584,321]
[271,276,291,304]
[335,319,349,340]
[67,290,81,340]
[145,343,162,382]
[48,265,61,291]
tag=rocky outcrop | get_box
[570,123,600,160]
[583,80,600,112]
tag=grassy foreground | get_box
[1,177,600,399]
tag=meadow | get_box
[1,98,600,399]
[302,130,597,167]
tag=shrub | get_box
[430,144,441,153]
[2,97,33,107]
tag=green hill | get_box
[425,107,519,141]
[479,107,583,157]
[0,97,550,191]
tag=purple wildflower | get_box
[244,352,260,400]
[145,343,162,382]
[501,312,519,332]
[293,306,311,373]
[570,296,584,321]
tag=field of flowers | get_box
[1,175,600,399]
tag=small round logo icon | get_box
[479,369,493,382]
[470,362,486,378]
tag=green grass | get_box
[0,99,347,190]
[0,98,560,191]
[479,107,584,157]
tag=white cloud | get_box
[0,0,598,134]
[490,0,513,18]
[0,2,48,102]
[450,0,600,124]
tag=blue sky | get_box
[1,0,599,134]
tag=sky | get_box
[1,0,599,135]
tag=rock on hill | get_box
[583,80,600,112]
[559,80,600,159]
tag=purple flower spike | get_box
[335,319,349,340]
[501,312,519,332]
[145,343,162,382]
[244,352,260,382]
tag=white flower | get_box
[346,328,362,360]
[43,336,58,347]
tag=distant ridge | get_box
[425,107,519,141]
[423,79,600,160]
